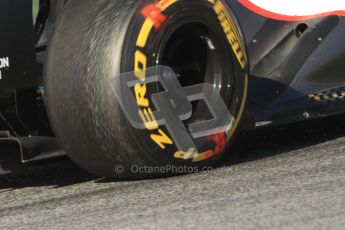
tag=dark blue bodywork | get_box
[229,1,345,129]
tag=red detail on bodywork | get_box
[141,4,167,29]
[238,0,345,21]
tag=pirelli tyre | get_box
[44,0,249,178]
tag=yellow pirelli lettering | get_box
[138,108,159,130]
[133,0,178,150]
[213,0,246,69]
[134,83,149,107]
[134,50,147,81]
[192,150,214,162]
[136,20,154,48]
[213,1,241,44]
[151,129,173,149]
[136,0,178,48]
[158,0,178,11]
[174,148,195,160]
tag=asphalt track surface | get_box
[1,114,345,229]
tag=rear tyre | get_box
[44,0,249,178]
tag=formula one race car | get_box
[1,0,345,178]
